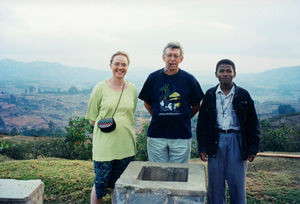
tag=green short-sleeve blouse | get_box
[85,81,137,161]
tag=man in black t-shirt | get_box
[139,42,204,163]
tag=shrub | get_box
[61,116,93,160]
[277,104,296,114]
[0,116,93,160]
[259,120,300,152]
[135,123,148,161]
[191,139,199,158]
[63,116,93,145]
[0,141,30,159]
[0,140,14,151]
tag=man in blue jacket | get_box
[197,59,260,204]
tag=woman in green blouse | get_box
[85,51,137,204]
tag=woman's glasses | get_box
[113,62,128,67]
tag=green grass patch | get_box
[0,135,56,144]
[0,154,13,162]
[247,157,300,204]
[1,156,299,203]
[191,156,300,203]
[0,158,111,203]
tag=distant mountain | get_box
[1,58,300,101]
[236,66,300,88]
[0,58,111,89]
[193,65,300,101]
[234,66,300,101]
[0,58,152,90]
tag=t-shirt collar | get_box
[161,67,181,76]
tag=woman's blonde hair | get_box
[110,51,130,65]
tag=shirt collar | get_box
[216,84,235,96]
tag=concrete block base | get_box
[114,161,206,204]
[0,179,44,204]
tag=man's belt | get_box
[218,128,240,133]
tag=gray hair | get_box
[162,41,184,57]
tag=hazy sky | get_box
[1,0,300,73]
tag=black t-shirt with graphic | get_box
[138,68,204,139]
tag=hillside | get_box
[0,58,111,90]
[267,112,300,127]
[1,59,300,133]
[237,66,300,88]
[0,93,89,132]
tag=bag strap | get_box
[111,82,125,118]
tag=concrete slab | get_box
[114,161,206,204]
[0,179,44,203]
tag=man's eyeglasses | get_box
[112,62,128,67]
[165,54,181,59]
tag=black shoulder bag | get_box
[97,83,125,132]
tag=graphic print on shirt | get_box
[158,84,182,115]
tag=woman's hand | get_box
[90,120,95,126]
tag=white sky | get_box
[0,0,300,73]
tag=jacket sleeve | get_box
[246,97,260,155]
[196,94,209,153]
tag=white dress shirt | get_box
[216,85,240,130]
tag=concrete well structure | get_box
[114,161,206,204]
[0,179,44,204]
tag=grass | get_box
[191,156,300,204]
[0,156,299,203]
[246,156,300,204]
[0,157,111,203]
[0,154,13,162]
[0,135,57,143]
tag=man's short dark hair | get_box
[216,59,236,73]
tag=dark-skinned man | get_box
[197,59,260,204]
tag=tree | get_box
[68,86,78,94]
[278,104,296,114]
[62,116,93,160]
[29,86,36,93]
[260,124,299,152]
[9,94,17,104]
[10,128,18,136]
[136,123,148,161]
[64,117,92,145]
[48,121,56,136]
[259,119,300,152]
[0,116,6,129]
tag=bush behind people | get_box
[1,117,299,160]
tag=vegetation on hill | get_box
[1,112,300,162]
[1,59,300,134]
[0,117,93,160]
[259,113,300,152]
